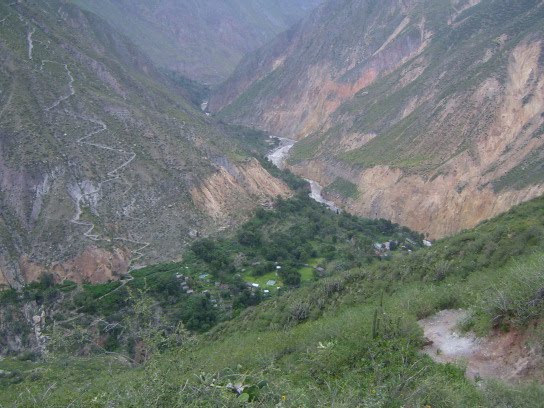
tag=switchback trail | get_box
[36,43,149,272]
[27,26,35,60]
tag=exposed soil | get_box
[418,309,544,384]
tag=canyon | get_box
[72,0,321,84]
[212,0,544,238]
[2,0,544,286]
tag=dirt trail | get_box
[419,309,542,383]
[27,27,35,60]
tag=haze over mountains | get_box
[72,0,322,84]
[211,0,544,237]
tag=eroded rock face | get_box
[290,38,544,238]
[211,0,428,139]
[0,269,9,288]
[18,246,130,284]
[1,247,130,286]
[293,161,544,238]
[418,309,544,383]
[0,252,22,289]
[191,158,291,221]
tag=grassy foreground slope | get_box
[1,196,544,406]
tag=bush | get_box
[39,272,55,288]
[180,294,218,332]
[278,266,301,287]
[482,380,544,408]
[484,255,544,327]
[237,229,262,247]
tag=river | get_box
[266,136,340,213]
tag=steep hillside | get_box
[71,0,321,84]
[211,0,544,238]
[210,0,427,135]
[0,1,290,289]
[2,193,544,406]
[0,191,422,356]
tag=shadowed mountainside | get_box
[71,0,321,85]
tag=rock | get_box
[422,337,434,347]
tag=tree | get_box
[278,267,301,287]
[237,229,262,247]
[39,272,55,288]
[180,294,218,332]
[190,238,217,263]
[253,261,274,276]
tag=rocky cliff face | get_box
[0,1,290,288]
[210,0,429,137]
[212,0,544,238]
[191,158,291,221]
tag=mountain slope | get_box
[0,1,290,289]
[209,0,427,134]
[2,193,544,406]
[210,0,544,237]
[70,0,322,84]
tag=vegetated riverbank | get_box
[267,136,339,212]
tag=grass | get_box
[2,196,544,406]
[299,266,315,281]
[243,271,282,288]
[492,148,544,192]
[286,132,326,164]
[242,258,325,288]
[323,177,360,199]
